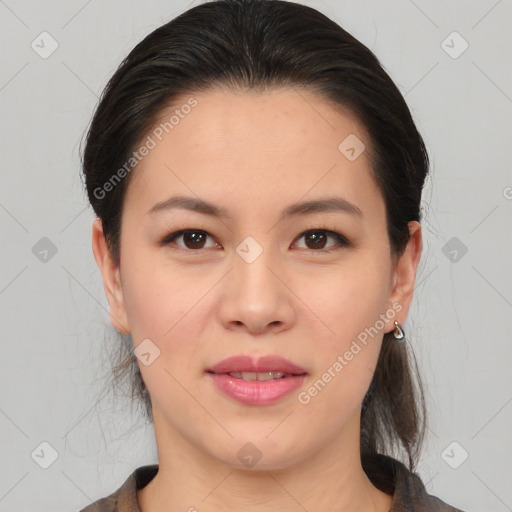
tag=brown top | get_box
[78,453,465,511]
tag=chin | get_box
[210,434,306,472]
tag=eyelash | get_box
[159,227,351,253]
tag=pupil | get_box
[307,231,326,249]
[185,231,205,248]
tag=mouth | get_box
[206,370,307,381]
[205,355,308,405]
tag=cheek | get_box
[120,254,209,409]
[297,277,386,422]
[300,257,391,348]
[120,246,213,384]
[120,246,200,338]
[294,256,390,404]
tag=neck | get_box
[137,408,393,512]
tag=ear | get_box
[91,217,130,334]
[385,220,423,331]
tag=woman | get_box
[80,0,465,510]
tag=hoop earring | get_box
[393,321,404,342]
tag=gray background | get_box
[1,0,511,510]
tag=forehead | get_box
[123,87,383,223]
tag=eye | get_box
[159,228,350,252]
[294,229,350,252]
[159,229,219,251]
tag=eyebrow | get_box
[147,195,363,220]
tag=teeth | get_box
[227,371,287,381]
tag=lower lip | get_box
[207,373,307,405]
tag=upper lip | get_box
[207,355,307,375]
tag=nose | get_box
[217,240,296,336]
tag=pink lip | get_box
[206,355,308,405]
[207,373,306,405]
[207,355,307,374]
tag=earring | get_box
[393,321,404,342]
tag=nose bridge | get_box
[215,220,297,334]
[221,240,288,333]
[225,228,295,317]
[233,233,279,291]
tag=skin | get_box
[92,87,422,511]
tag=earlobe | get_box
[91,218,130,334]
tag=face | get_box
[93,87,422,471]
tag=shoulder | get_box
[78,465,158,512]
[363,453,466,511]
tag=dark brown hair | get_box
[81,0,427,474]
